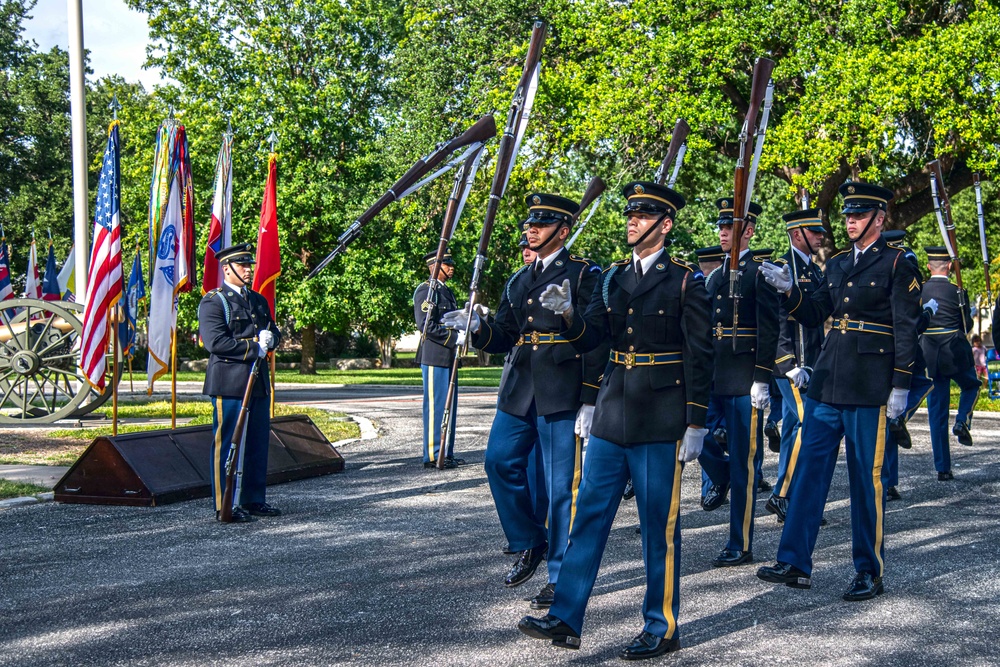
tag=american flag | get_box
[79,122,123,390]
[0,224,12,305]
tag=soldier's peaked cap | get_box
[716,198,762,226]
[840,181,893,213]
[422,248,455,266]
[622,181,685,217]
[217,243,255,265]
[783,208,827,233]
[517,233,529,248]
[881,229,907,244]
[522,193,579,228]
[925,246,951,262]
[694,245,725,262]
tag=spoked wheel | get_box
[0,298,118,424]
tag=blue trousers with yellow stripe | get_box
[698,394,763,553]
[778,399,887,577]
[884,371,933,486]
[485,405,580,584]
[774,378,805,499]
[550,436,683,640]
[927,367,980,474]
[421,364,457,464]
[211,395,271,512]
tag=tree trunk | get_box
[378,336,393,368]
[300,324,316,375]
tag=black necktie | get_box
[635,261,644,281]
[533,261,542,278]
[241,287,249,301]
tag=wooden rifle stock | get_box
[219,356,262,522]
[927,159,964,303]
[308,115,496,278]
[654,119,690,185]
[437,21,547,468]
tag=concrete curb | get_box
[0,491,53,510]
[329,414,378,448]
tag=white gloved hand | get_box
[760,261,793,292]
[575,404,595,440]
[455,331,467,348]
[539,279,573,316]
[678,426,709,462]
[786,366,810,389]
[258,329,274,350]
[750,381,771,410]
[440,303,481,334]
[257,341,268,358]
[923,298,939,316]
[887,387,908,420]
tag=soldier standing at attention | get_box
[442,193,606,609]
[920,246,979,480]
[757,182,922,600]
[413,248,463,470]
[199,243,282,523]
[698,198,780,567]
[518,181,713,659]
[764,209,827,522]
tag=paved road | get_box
[1,386,1000,666]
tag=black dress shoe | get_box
[712,426,728,448]
[619,631,680,660]
[764,420,781,453]
[842,571,884,601]
[953,421,973,446]
[242,502,281,517]
[712,548,752,567]
[502,544,516,555]
[765,494,788,521]
[938,471,954,481]
[217,507,255,523]
[446,456,467,466]
[505,542,547,588]
[528,582,555,609]
[757,477,772,493]
[517,614,581,649]
[888,416,912,449]
[886,486,901,501]
[424,459,458,469]
[756,562,811,589]
[701,483,729,511]
[623,478,635,500]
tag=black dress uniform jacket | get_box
[920,277,974,378]
[705,252,780,395]
[413,279,459,368]
[472,247,607,417]
[560,254,714,445]
[772,249,825,376]
[785,236,922,406]
[199,285,282,398]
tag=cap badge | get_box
[847,185,856,194]
[722,199,729,207]
[532,195,541,205]
[634,184,645,194]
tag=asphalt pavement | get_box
[1,385,999,666]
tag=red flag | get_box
[202,134,232,294]
[252,153,280,317]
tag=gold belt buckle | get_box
[714,323,725,340]
[624,352,635,369]
[838,318,849,334]
[530,331,540,345]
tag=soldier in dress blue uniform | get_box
[198,243,282,523]
[920,246,979,479]
[442,193,606,608]
[757,182,923,600]
[697,199,780,567]
[518,180,713,660]
[754,248,783,464]
[413,248,463,469]
[763,209,828,522]
[694,246,727,505]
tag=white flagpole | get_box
[68,0,89,306]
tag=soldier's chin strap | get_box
[530,222,567,256]
[628,213,669,248]
[800,229,816,256]
[848,209,880,246]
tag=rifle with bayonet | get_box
[654,118,690,187]
[436,21,547,468]
[974,173,991,308]
[927,159,965,308]
[307,115,496,278]
[565,176,608,250]
[728,58,775,351]
[219,356,262,523]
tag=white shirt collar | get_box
[534,247,562,272]
[791,246,812,265]
[928,274,950,281]
[224,278,247,295]
[632,248,664,276]
[853,239,876,260]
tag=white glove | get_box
[786,366,810,389]
[440,302,481,334]
[574,404,595,441]
[258,329,274,350]
[257,341,268,358]
[455,331,467,348]
[760,261,793,292]
[923,298,939,316]
[750,381,770,410]
[887,387,908,420]
[678,427,708,462]
[539,279,573,316]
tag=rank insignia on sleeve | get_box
[421,300,433,312]
[908,278,919,292]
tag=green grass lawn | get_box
[124,364,502,387]
[0,479,49,500]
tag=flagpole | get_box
[170,327,177,428]
[112,303,120,436]
[68,0,89,307]
[269,353,276,418]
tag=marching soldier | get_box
[920,246,979,480]
[698,198,780,567]
[442,193,606,609]
[694,246,728,506]
[518,180,712,659]
[757,182,922,600]
[764,209,827,522]
[754,247,783,459]
[413,248,462,469]
[199,243,282,523]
